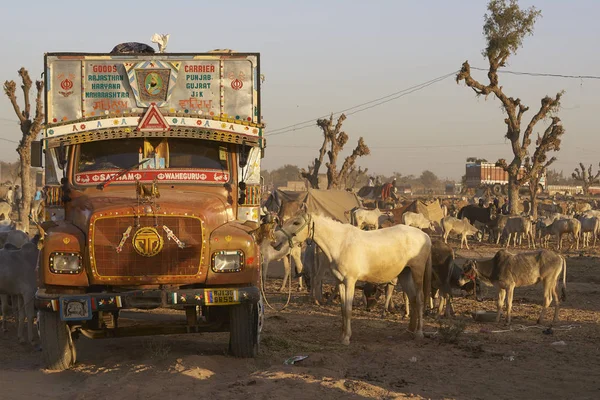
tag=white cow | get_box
[402,212,435,231]
[441,216,479,249]
[351,208,393,230]
[544,218,581,250]
[503,216,535,249]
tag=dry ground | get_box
[1,239,599,399]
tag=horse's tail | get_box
[423,244,432,311]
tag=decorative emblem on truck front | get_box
[162,225,185,249]
[132,227,164,257]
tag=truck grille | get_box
[91,215,203,278]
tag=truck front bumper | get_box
[35,286,260,321]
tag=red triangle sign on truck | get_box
[137,103,170,132]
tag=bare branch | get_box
[18,68,33,120]
[3,80,26,124]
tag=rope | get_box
[260,257,293,312]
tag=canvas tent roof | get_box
[392,199,444,223]
[267,189,362,224]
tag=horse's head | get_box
[275,208,312,250]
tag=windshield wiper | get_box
[96,159,150,190]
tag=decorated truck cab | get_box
[34,50,265,370]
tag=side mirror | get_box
[56,142,67,171]
[238,143,250,168]
[30,140,43,168]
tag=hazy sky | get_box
[1,0,598,179]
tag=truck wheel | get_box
[39,311,76,371]
[229,302,259,358]
[492,184,502,195]
[501,185,508,195]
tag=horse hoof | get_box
[414,331,424,340]
[341,338,350,346]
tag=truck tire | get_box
[492,184,502,196]
[229,302,259,358]
[39,311,76,371]
[501,185,509,195]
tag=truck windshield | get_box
[77,138,228,173]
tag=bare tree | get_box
[345,166,369,190]
[456,0,564,215]
[572,162,600,195]
[301,113,370,189]
[4,68,44,231]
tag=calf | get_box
[463,249,567,325]
[402,240,471,318]
[429,240,470,317]
[577,215,599,248]
[0,238,41,344]
[441,216,479,249]
[503,216,535,249]
[402,211,435,231]
[487,214,509,245]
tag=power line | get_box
[268,142,507,149]
[266,71,458,137]
[0,137,18,144]
[470,67,600,80]
[266,66,600,139]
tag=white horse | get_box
[277,210,432,345]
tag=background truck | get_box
[34,46,265,370]
[465,160,546,196]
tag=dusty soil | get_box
[1,240,600,399]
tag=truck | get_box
[33,47,265,370]
[465,160,546,196]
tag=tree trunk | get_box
[18,148,31,233]
[582,182,590,196]
[507,175,520,216]
[529,184,538,219]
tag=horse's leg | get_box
[280,255,291,292]
[341,277,357,345]
[291,246,304,291]
[338,282,347,342]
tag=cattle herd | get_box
[0,193,595,349]
[259,193,597,345]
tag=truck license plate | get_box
[204,289,240,305]
[59,295,92,321]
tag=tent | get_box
[391,199,444,224]
[263,189,362,224]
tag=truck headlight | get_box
[211,250,244,272]
[50,253,82,274]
